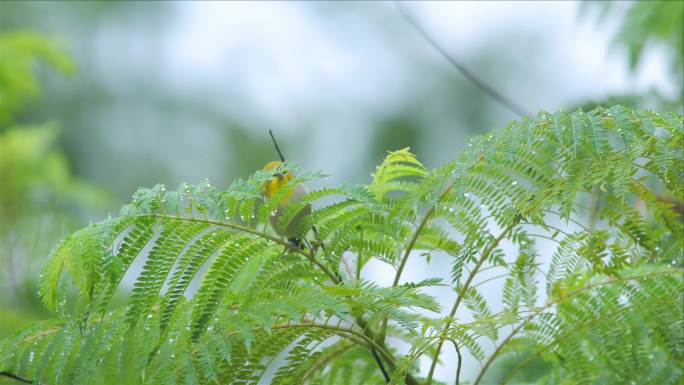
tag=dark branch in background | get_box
[268,129,286,162]
[266,130,391,383]
[394,1,531,117]
[0,371,35,384]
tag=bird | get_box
[263,160,312,248]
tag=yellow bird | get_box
[263,161,312,246]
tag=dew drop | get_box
[511,181,518,186]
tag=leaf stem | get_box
[449,339,463,385]
[426,220,518,384]
[138,214,340,283]
[383,184,455,340]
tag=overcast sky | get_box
[144,1,673,183]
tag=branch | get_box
[393,1,530,117]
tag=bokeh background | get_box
[1,1,682,383]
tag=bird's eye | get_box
[275,173,284,180]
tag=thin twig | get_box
[381,182,456,340]
[341,254,357,282]
[301,343,355,382]
[372,349,391,382]
[355,317,422,385]
[448,339,463,385]
[426,220,519,384]
[394,1,530,117]
[268,129,286,162]
[425,187,556,384]
[0,371,35,384]
[588,187,601,231]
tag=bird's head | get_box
[263,161,295,199]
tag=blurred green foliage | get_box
[613,1,683,78]
[0,126,106,218]
[0,32,106,337]
[579,1,684,112]
[0,32,74,125]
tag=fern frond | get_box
[4,106,682,385]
